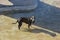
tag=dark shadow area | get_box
[0,0,60,36]
[23,28,56,37]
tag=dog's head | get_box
[30,16,35,23]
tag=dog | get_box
[13,16,35,30]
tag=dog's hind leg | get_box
[18,22,22,30]
[28,23,32,31]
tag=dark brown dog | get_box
[14,16,35,30]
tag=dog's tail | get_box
[12,17,21,24]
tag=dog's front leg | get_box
[28,22,31,30]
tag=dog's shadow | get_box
[23,28,56,37]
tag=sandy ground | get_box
[0,15,60,40]
[0,0,13,5]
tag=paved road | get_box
[0,0,37,11]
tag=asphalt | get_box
[0,0,37,12]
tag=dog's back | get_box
[20,17,30,23]
[19,16,35,23]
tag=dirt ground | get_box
[0,15,60,40]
